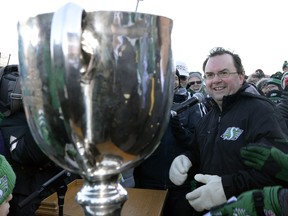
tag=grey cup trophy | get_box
[17,2,174,215]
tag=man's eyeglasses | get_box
[189,81,202,85]
[204,71,238,80]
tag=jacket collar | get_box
[213,82,258,112]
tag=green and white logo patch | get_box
[221,127,243,141]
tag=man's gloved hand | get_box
[186,174,227,212]
[241,144,288,182]
[170,115,185,137]
[209,186,282,216]
[169,155,192,185]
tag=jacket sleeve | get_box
[221,169,284,199]
[222,98,288,198]
[0,112,51,166]
[10,126,51,166]
[171,104,204,150]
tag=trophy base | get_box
[76,175,128,216]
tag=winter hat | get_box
[282,61,288,70]
[175,61,189,77]
[267,77,282,90]
[254,69,265,79]
[256,77,269,95]
[0,155,16,204]
[271,71,283,80]
[189,72,203,81]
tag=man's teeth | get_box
[214,87,224,90]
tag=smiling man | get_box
[169,47,288,215]
[203,51,245,109]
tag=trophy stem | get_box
[76,174,128,216]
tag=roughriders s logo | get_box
[221,127,243,141]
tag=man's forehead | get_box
[205,54,234,72]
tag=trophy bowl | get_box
[17,2,174,215]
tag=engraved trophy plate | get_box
[18,2,173,215]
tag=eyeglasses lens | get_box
[190,81,202,85]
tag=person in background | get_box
[265,76,284,104]
[282,61,288,73]
[255,77,270,96]
[277,71,288,128]
[0,155,16,216]
[246,68,266,86]
[169,47,288,215]
[187,71,213,113]
[187,71,207,97]
[281,71,288,91]
[255,71,285,105]
[266,77,282,92]
[175,61,190,89]
[134,66,207,216]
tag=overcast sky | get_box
[1,0,287,76]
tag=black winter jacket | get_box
[0,111,66,215]
[185,83,288,199]
[0,111,52,166]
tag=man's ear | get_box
[239,73,245,84]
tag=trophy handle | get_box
[50,3,89,160]
[50,2,84,68]
[50,2,87,124]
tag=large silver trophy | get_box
[17,2,173,215]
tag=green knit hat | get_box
[0,155,16,204]
[267,77,282,90]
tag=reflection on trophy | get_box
[17,2,174,215]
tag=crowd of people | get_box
[0,46,288,216]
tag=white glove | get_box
[186,174,227,212]
[169,155,192,185]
